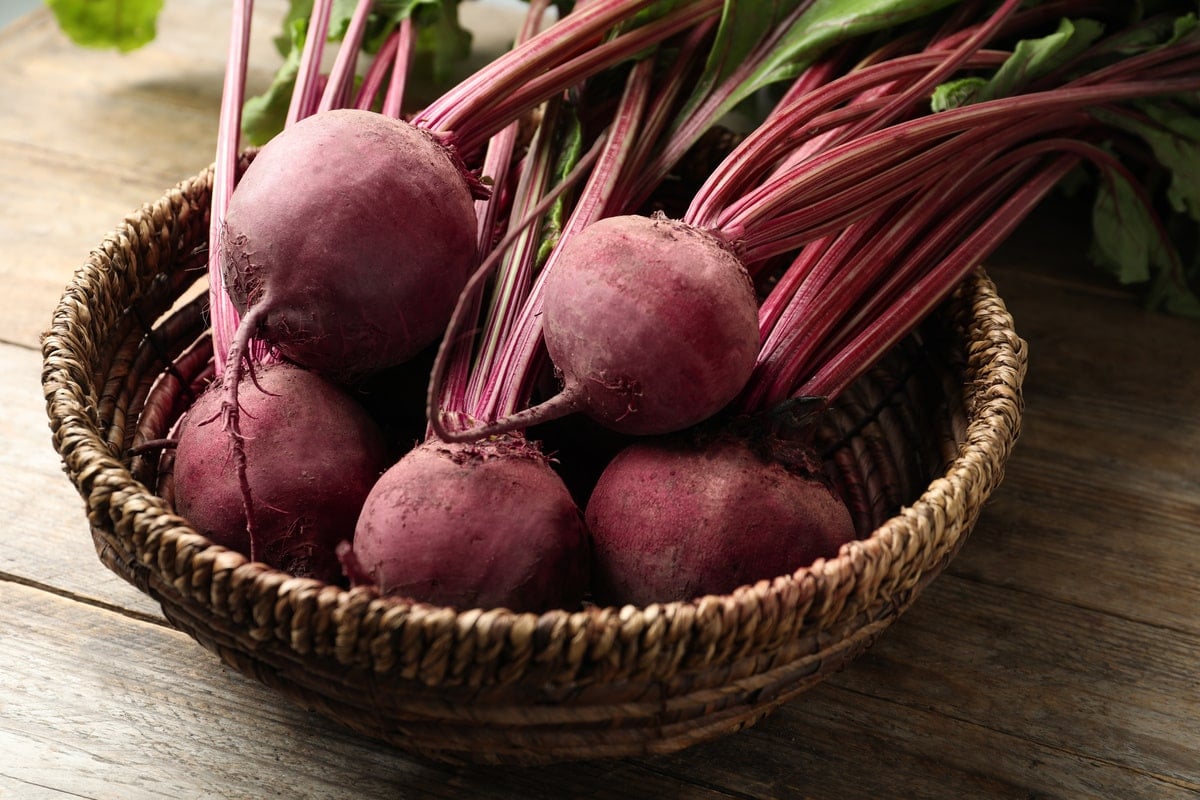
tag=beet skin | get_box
[172,362,391,583]
[347,437,590,613]
[221,109,479,381]
[586,434,855,605]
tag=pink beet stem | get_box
[684,49,1011,229]
[417,0,721,154]
[208,0,253,378]
[381,16,414,118]
[481,54,667,421]
[426,136,608,442]
[444,0,559,421]
[286,0,333,126]
[720,75,1200,264]
[798,153,1078,403]
[416,0,665,132]
[355,27,400,111]
[318,0,375,113]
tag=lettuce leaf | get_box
[46,0,164,53]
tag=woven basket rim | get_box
[41,161,1026,693]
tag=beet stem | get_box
[426,136,607,442]
[355,27,401,111]
[208,0,253,378]
[318,0,375,113]
[287,0,333,126]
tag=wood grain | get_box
[2,2,1199,798]
[0,342,164,618]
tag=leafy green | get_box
[744,0,958,90]
[411,0,472,84]
[933,7,1200,316]
[932,18,1106,111]
[46,0,164,53]
[1089,168,1164,286]
[1094,102,1200,316]
[1084,19,1200,315]
[537,109,586,267]
[673,0,958,147]
[1129,103,1200,221]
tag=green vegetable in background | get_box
[42,0,472,144]
[46,0,164,52]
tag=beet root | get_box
[586,431,856,605]
[345,436,590,612]
[171,362,391,583]
[540,213,760,435]
[221,108,480,381]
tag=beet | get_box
[172,361,391,583]
[540,214,760,434]
[221,108,479,382]
[586,429,855,605]
[344,436,590,612]
[435,213,762,442]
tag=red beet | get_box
[436,213,762,441]
[586,431,855,605]
[221,108,479,382]
[541,214,760,434]
[344,436,589,612]
[172,362,391,583]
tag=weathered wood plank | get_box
[660,684,1200,800]
[0,4,277,182]
[0,140,184,349]
[0,5,272,350]
[0,340,163,618]
[944,264,1200,637]
[828,574,1200,791]
[6,572,1195,800]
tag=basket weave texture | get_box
[41,163,1026,765]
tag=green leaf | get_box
[537,109,586,267]
[1089,171,1160,285]
[1096,103,1200,223]
[46,0,164,53]
[1141,113,1200,222]
[413,0,472,84]
[1088,161,1200,318]
[930,76,986,113]
[933,17,1106,109]
[1148,262,1200,319]
[276,0,314,56]
[675,0,958,140]
[684,0,803,124]
[976,17,1106,102]
[742,0,959,96]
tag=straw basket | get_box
[41,161,1025,765]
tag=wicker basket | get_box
[41,162,1026,765]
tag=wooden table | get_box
[3,3,1198,798]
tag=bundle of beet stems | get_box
[169,0,1200,612]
